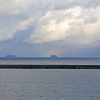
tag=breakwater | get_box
[0,65,100,69]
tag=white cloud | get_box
[24,6,100,45]
[0,0,41,42]
[17,14,39,30]
[0,28,16,42]
[0,0,56,42]
[0,0,34,15]
[0,0,100,45]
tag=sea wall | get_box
[0,65,100,69]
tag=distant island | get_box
[6,55,16,58]
[50,55,58,58]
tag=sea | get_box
[0,57,100,65]
[0,57,100,100]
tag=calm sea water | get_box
[0,58,100,99]
[0,57,100,65]
[0,69,100,100]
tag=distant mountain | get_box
[50,55,57,58]
[6,55,16,57]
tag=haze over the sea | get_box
[0,0,100,57]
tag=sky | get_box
[0,0,100,57]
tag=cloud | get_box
[0,0,41,42]
[24,5,100,45]
[0,28,16,42]
[0,0,100,47]
[0,0,55,42]
[0,0,34,15]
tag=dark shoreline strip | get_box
[0,65,100,69]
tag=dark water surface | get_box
[0,69,100,100]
